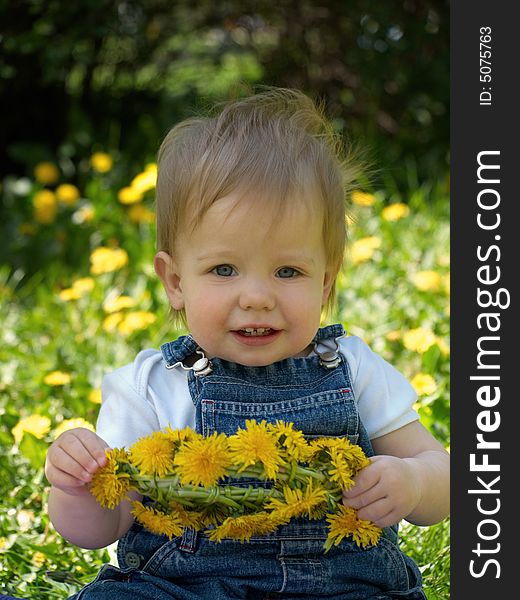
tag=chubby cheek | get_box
[184,291,230,341]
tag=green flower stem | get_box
[131,474,284,510]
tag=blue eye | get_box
[277,267,298,278]
[212,264,235,277]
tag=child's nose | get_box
[238,278,276,311]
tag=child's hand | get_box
[342,455,422,528]
[45,428,109,498]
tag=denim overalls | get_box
[71,325,426,600]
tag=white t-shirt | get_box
[96,335,419,449]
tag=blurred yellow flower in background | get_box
[103,312,124,332]
[131,164,157,194]
[59,288,82,301]
[103,295,136,313]
[90,152,113,173]
[128,204,155,223]
[33,190,57,224]
[53,418,95,439]
[118,186,143,205]
[12,415,51,443]
[411,373,437,396]
[412,270,442,292]
[403,328,437,354]
[89,389,102,404]
[56,183,80,206]
[44,371,72,385]
[351,191,376,207]
[90,247,128,274]
[32,551,46,567]
[382,203,410,222]
[34,162,60,185]
[350,237,381,264]
[118,311,156,335]
[59,277,95,301]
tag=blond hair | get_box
[156,87,360,322]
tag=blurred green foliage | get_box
[1,0,448,185]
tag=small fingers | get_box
[45,461,89,490]
[51,445,96,483]
[69,428,109,467]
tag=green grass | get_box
[0,162,450,598]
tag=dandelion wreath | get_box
[90,420,381,551]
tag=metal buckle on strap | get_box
[164,348,213,376]
[314,339,342,369]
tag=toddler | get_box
[45,88,449,599]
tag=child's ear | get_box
[321,268,336,305]
[154,251,185,310]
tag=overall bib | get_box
[71,325,426,600]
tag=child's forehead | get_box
[186,183,324,234]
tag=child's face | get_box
[155,193,335,366]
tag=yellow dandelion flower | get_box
[72,277,95,295]
[44,370,71,386]
[59,287,81,301]
[12,415,51,444]
[53,418,95,439]
[90,152,113,173]
[436,337,450,355]
[228,420,283,480]
[268,421,311,462]
[351,190,376,207]
[327,448,357,489]
[117,311,157,335]
[89,388,102,404]
[103,312,124,332]
[131,170,157,194]
[381,203,410,222]
[412,270,442,292]
[56,183,80,207]
[169,501,203,530]
[309,437,369,475]
[103,295,136,313]
[90,247,128,275]
[411,373,437,396]
[117,186,143,205]
[208,512,282,543]
[325,505,381,551]
[173,432,231,487]
[164,425,202,446]
[267,481,328,521]
[131,501,183,539]
[350,237,381,265]
[33,190,57,224]
[128,203,155,224]
[402,327,437,354]
[89,449,131,509]
[34,162,60,185]
[129,431,175,477]
[32,551,46,567]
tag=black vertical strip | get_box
[451,2,516,597]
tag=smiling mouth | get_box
[237,327,274,337]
